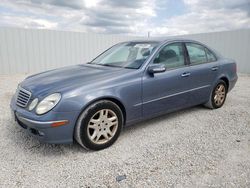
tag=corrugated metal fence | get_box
[0,27,249,74]
[0,27,140,75]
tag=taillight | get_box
[233,63,237,73]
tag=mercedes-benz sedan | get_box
[10,39,238,150]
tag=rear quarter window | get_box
[205,48,217,62]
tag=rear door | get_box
[185,42,219,105]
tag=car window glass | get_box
[186,43,207,65]
[205,48,217,62]
[106,47,129,63]
[154,43,185,69]
[91,42,158,69]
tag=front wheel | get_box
[74,100,123,150]
[204,80,228,109]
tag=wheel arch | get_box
[204,75,229,109]
[219,76,229,90]
[76,96,127,126]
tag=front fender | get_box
[52,83,142,125]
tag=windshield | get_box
[90,42,159,69]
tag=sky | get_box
[0,0,250,36]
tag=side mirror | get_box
[148,64,166,74]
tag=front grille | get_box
[16,87,32,108]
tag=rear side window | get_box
[205,48,217,62]
[186,43,207,65]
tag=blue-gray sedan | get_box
[10,39,238,150]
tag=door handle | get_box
[181,72,191,77]
[211,66,218,71]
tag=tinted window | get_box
[186,43,207,65]
[205,48,217,62]
[154,43,185,69]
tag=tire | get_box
[74,100,123,150]
[204,80,228,109]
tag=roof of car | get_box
[125,37,201,44]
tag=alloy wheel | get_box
[87,109,118,145]
[214,84,226,106]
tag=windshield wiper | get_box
[88,62,137,69]
[99,64,122,68]
[123,66,138,69]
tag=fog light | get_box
[38,130,45,136]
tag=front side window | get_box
[153,42,185,69]
[186,43,207,65]
[90,42,159,69]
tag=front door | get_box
[142,42,192,117]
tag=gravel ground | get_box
[0,74,250,188]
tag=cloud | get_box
[0,0,249,36]
[29,0,85,9]
[0,14,58,29]
[80,0,156,34]
[150,0,250,36]
[104,0,149,8]
[185,0,250,12]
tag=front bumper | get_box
[10,96,80,144]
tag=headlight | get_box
[28,98,38,111]
[36,93,61,115]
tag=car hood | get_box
[20,64,133,97]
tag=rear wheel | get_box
[204,80,227,109]
[74,100,123,150]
